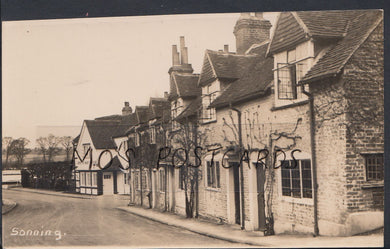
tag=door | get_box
[256,164,266,231]
[103,172,114,195]
[231,162,241,225]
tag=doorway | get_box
[103,172,114,195]
[230,162,241,225]
[256,164,266,231]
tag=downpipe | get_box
[301,85,320,236]
[229,103,245,230]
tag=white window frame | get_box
[92,172,97,186]
[201,83,219,123]
[205,160,221,190]
[150,127,156,144]
[83,143,90,155]
[277,152,313,205]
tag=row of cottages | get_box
[72,10,383,237]
[164,10,383,236]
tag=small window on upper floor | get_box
[201,85,218,123]
[83,143,91,155]
[276,63,305,100]
[150,127,156,144]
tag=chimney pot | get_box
[122,101,132,115]
[164,91,169,99]
[172,45,180,66]
[224,45,229,53]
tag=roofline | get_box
[291,12,311,37]
[245,40,270,55]
[211,86,272,109]
[266,12,281,57]
[299,13,383,85]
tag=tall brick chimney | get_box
[234,12,272,54]
[122,101,132,115]
[168,36,193,75]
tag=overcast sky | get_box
[2,12,277,147]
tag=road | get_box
[3,189,247,248]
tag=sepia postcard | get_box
[1,6,384,249]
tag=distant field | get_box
[2,152,69,165]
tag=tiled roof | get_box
[210,43,274,108]
[300,10,383,84]
[95,115,123,121]
[135,106,150,124]
[149,98,170,120]
[102,156,123,171]
[85,120,121,149]
[199,50,259,87]
[268,10,370,55]
[175,96,202,121]
[268,12,308,55]
[170,73,200,99]
[73,134,80,144]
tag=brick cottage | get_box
[72,10,384,237]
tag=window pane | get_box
[301,160,312,198]
[366,154,384,181]
[281,167,291,196]
[207,161,211,187]
[277,64,297,100]
[291,166,301,198]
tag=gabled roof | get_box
[268,10,370,55]
[95,115,123,121]
[169,73,200,100]
[198,50,259,87]
[300,10,383,84]
[73,134,80,144]
[175,96,202,121]
[210,43,274,108]
[84,120,121,149]
[102,156,124,171]
[149,98,170,120]
[135,106,150,124]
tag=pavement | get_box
[2,198,17,214]
[117,205,384,248]
[4,187,384,248]
[7,187,96,199]
[3,189,247,248]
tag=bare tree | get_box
[60,136,73,161]
[36,137,48,162]
[2,137,14,168]
[222,107,302,235]
[36,134,61,163]
[46,134,61,162]
[171,121,205,218]
[10,138,31,167]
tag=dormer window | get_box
[201,82,219,123]
[171,99,183,130]
[276,61,305,100]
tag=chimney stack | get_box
[234,12,272,54]
[224,44,229,53]
[122,101,132,115]
[180,36,189,64]
[168,36,194,75]
[172,45,180,66]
